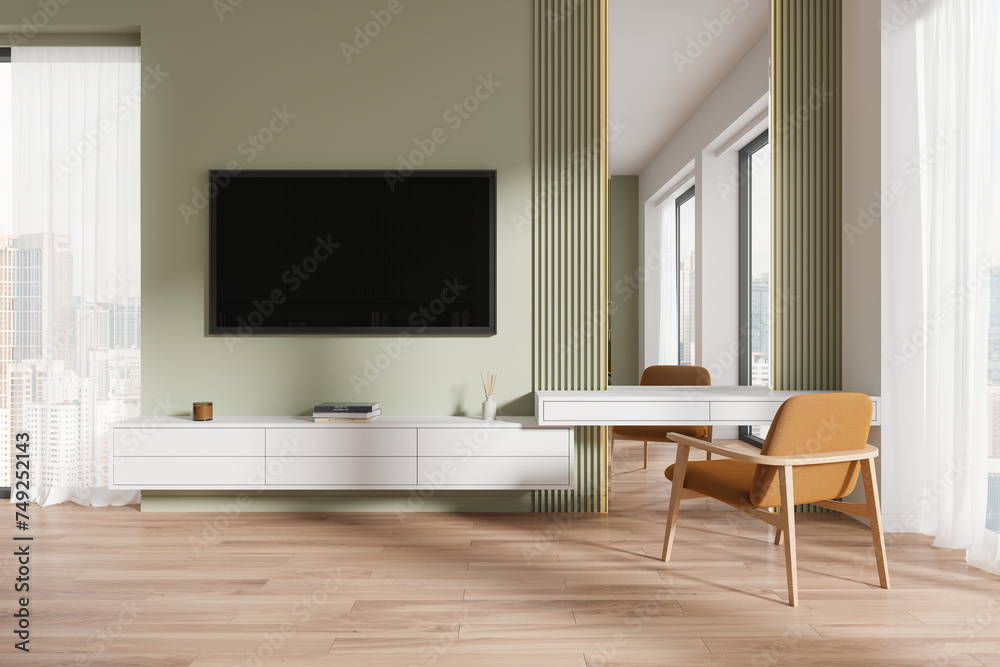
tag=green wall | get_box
[2,0,536,511]
[1,0,534,417]
[609,175,638,386]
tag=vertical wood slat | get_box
[771,0,842,392]
[533,0,608,513]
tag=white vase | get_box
[482,396,497,421]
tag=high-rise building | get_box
[751,274,770,358]
[989,268,1000,386]
[1,233,76,486]
[679,251,696,364]
[111,297,141,350]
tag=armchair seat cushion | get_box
[666,458,863,508]
[614,425,710,442]
[666,459,755,508]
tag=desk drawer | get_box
[543,401,711,423]
[112,428,264,457]
[265,428,416,457]
[710,402,784,422]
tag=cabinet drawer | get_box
[710,402,783,422]
[265,428,416,457]
[418,457,571,488]
[419,428,571,457]
[113,456,264,487]
[113,428,264,457]
[265,456,416,486]
[542,400,711,423]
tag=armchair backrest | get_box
[749,392,873,508]
[640,365,711,387]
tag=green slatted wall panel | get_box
[771,0,843,392]
[532,0,608,513]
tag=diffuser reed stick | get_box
[481,371,498,397]
[481,371,498,420]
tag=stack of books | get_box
[313,402,381,423]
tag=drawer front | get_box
[113,456,264,487]
[710,402,784,423]
[543,400,711,423]
[264,428,416,457]
[265,456,416,486]
[112,428,264,457]
[419,428,571,457]
[418,457,571,488]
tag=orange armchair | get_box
[661,392,889,606]
[611,365,713,470]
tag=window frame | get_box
[675,185,695,365]
[1,47,9,498]
[738,129,769,447]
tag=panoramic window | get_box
[676,186,696,365]
[1,47,11,496]
[738,130,770,442]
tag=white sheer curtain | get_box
[658,196,679,365]
[9,47,141,506]
[882,0,1000,574]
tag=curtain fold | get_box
[8,46,141,507]
[882,0,1000,574]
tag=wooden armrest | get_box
[666,432,879,466]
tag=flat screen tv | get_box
[209,169,496,335]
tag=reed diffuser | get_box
[481,371,498,421]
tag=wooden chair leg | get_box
[778,466,798,607]
[608,430,615,474]
[662,443,690,561]
[643,441,648,469]
[773,507,783,545]
[862,458,891,590]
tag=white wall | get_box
[842,0,884,508]
[637,31,769,437]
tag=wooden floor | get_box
[3,440,999,666]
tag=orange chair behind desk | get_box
[610,365,713,470]
[661,392,889,606]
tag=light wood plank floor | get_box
[3,439,999,666]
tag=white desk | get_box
[535,386,881,427]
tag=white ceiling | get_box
[609,0,770,175]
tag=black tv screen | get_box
[209,169,496,335]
